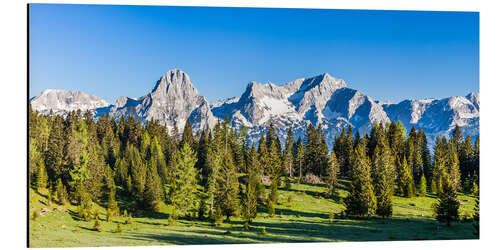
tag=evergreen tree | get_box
[144,158,163,211]
[242,145,258,223]
[418,129,432,179]
[294,137,305,182]
[204,147,221,218]
[418,174,427,196]
[284,128,295,177]
[180,119,194,149]
[170,143,199,217]
[372,143,395,218]
[216,150,240,222]
[55,178,68,205]
[433,174,460,226]
[397,157,414,197]
[257,135,268,176]
[325,152,339,197]
[36,158,48,192]
[45,116,65,180]
[304,123,318,175]
[345,145,377,217]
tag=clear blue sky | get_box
[29,4,479,103]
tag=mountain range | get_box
[30,69,479,149]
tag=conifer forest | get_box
[28,105,480,247]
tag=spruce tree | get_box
[180,119,194,150]
[304,123,318,175]
[36,158,48,192]
[55,178,68,205]
[325,152,339,198]
[284,128,295,178]
[216,150,240,222]
[205,147,221,218]
[345,145,377,217]
[144,158,163,211]
[418,174,427,196]
[294,137,305,182]
[242,143,259,223]
[170,143,199,217]
[433,174,460,226]
[372,143,395,218]
[397,157,414,198]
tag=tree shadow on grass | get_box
[114,215,471,245]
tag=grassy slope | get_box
[29,180,477,247]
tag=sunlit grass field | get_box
[29,180,477,247]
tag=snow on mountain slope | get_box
[30,70,479,149]
[383,93,479,143]
[30,89,110,116]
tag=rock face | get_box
[108,69,216,132]
[30,89,110,116]
[30,69,479,148]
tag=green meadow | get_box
[29,179,477,247]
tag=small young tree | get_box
[55,178,68,205]
[396,157,414,198]
[325,152,339,198]
[418,174,427,196]
[433,175,460,226]
[36,158,48,192]
[93,217,102,232]
[430,179,437,195]
[470,181,479,196]
[267,198,275,217]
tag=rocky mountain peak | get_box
[152,69,197,95]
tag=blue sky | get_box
[29,4,479,103]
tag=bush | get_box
[214,206,223,226]
[167,214,175,226]
[267,199,275,217]
[114,222,122,233]
[32,210,39,221]
[106,208,112,222]
[285,177,292,190]
[93,218,102,232]
[301,173,322,184]
[287,194,293,206]
[93,209,100,220]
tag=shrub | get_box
[214,206,223,226]
[93,218,102,232]
[267,199,275,217]
[167,214,175,226]
[106,208,112,222]
[114,222,122,233]
[301,173,322,184]
[125,213,132,225]
[287,194,293,206]
[93,209,100,220]
[32,210,39,221]
[285,177,292,190]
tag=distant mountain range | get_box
[30,69,479,148]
